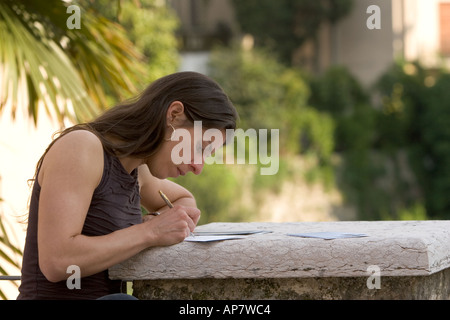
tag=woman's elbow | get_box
[39,256,70,283]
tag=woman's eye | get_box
[196,144,203,153]
[204,145,214,157]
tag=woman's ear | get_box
[166,101,187,126]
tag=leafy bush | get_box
[309,66,376,152]
[376,61,450,219]
[309,66,384,219]
[415,72,450,218]
[209,46,334,162]
[172,164,245,224]
[174,46,336,222]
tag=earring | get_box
[165,123,176,141]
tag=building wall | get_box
[326,0,450,86]
[333,0,395,87]
[170,0,450,87]
[397,0,444,66]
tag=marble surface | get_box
[109,221,450,280]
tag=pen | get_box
[158,189,174,209]
[158,190,195,237]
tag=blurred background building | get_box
[170,0,450,87]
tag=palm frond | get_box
[0,2,95,124]
[0,0,145,125]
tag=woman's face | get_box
[145,126,225,179]
[145,100,226,179]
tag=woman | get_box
[17,72,238,299]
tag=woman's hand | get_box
[143,205,201,246]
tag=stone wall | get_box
[110,221,450,300]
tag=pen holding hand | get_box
[159,190,196,238]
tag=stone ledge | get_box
[109,221,450,280]
[132,268,450,300]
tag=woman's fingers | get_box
[185,207,201,227]
[170,205,200,232]
[145,205,200,246]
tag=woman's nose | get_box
[190,162,204,175]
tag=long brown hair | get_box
[34,71,238,175]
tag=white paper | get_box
[184,235,247,242]
[193,230,271,236]
[287,232,368,240]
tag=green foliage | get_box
[173,46,337,223]
[89,0,180,85]
[252,158,290,194]
[232,0,353,64]
[209,46,334,162]
[374,61,450,219]
[0,0,145,124]
[375,61,429,151]
[395,202,427,221]
[0,0,180,125]
[309,66,386,219]
[228,0,448,221]
[209,46,286,130]
[305,61,450,220]
[309,66,375,152]
[421,74,450,218]
[171,164,245,224]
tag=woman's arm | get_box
[37,130,199,282]
[138,164,199,217]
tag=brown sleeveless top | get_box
[17,149,142,300]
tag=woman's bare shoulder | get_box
[52,129,103,154]
[58,129,102,146]
[38,129,105,186]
